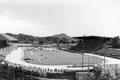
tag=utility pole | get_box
[81,35,85,71]
[103,36,106,74]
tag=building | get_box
[0,33,18,47]
[0,40,8,48]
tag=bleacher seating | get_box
[71,38,111,52]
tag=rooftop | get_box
[0,33,18,41]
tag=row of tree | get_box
[112,36,120,48]
[6,33,77,45]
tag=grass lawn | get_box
[24,49,103,65]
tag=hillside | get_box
[53,33,78,42]
[6,33,78,44]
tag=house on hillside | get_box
[0,33,18,46]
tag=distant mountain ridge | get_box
[6,33,78,44]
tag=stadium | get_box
[4,47,100,73]
[0,33,120,80]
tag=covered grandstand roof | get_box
[0,33,18,41]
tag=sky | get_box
[0,0,120,37]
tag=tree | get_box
[112,36,120,48]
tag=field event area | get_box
[24,48,103,65]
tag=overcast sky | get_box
[0,0,120,37]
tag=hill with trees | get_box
[6,33,78,45]
[53,33,78,43]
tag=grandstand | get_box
[71,36,111,52]
[0,33,18,43]
[0,33,18,49]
